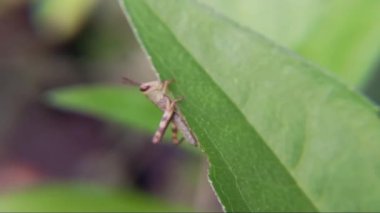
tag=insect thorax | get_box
[146,91,169,111]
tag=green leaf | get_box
[0,183,188,212]
[201,0,380,87]
[47,85,161,134]
[120,0,380,212]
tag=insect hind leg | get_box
[171,121,185,145]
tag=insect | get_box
[123,77,198,146]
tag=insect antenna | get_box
[122,76,141,86]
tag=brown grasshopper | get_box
[123,77,198,146]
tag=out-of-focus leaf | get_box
[0,183,188,212]
[120,0,380,212]
[202,0,380,87]
[47,85,161,133]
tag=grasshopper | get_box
[123,77,198,146]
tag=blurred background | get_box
[0,0,221,211]
[1,0,380,212]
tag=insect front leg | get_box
[152,100,176,144]
[162,79,174,94]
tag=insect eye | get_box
[140,85,150,92]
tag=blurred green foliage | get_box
[32,0,97,42]
[202,0,380,88]
[0,183,188,212]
